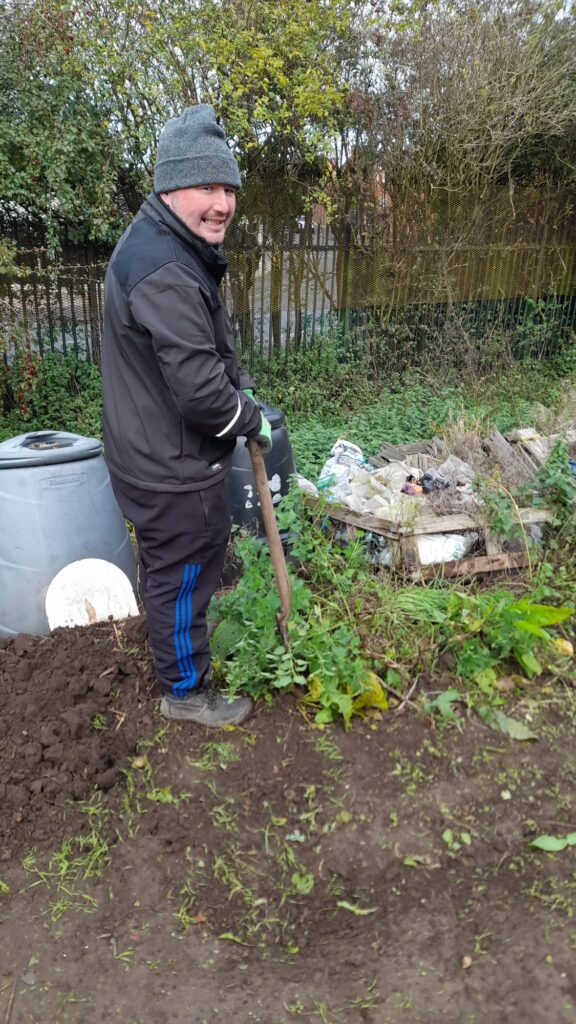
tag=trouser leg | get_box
[136,544,148,605]
[109,474,230,697]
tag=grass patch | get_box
[20,793,113,921]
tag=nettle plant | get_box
[211,468,574,726]
[211,496,386,727]
[528,440,576,529]
[0,351,103,440]
[475,440,576,543]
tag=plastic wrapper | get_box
[317,438,366,494]
[416,532,478,566]
[296,474,319,497]
[371,462,416,491]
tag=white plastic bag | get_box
[437,454,475,487]
[317,438,366,493]
[296,474,319,497]
[416,532,478,566]
[372,462,417,492]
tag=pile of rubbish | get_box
[295,426,576,567]
[296,439,482,566]
[297,438,477,517]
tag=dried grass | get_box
[411,414,534,513]
[436,415,534,491]
[424,488,478,516]
[437,416,491,476]
[530,387,576,436]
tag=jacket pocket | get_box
[198,480,231,536]
[199,435,235,465]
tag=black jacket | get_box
[101,193,261,492]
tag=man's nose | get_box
[212,188,232,212]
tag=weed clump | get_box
[211,488,574,730]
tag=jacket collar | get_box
[141,192,228,285]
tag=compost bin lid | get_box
[257,403,285,428]
[0,430,102,468]
[45,558,138,630]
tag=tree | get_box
[73,0,357,175]
[0,0,126,249]
[346,0,576,239]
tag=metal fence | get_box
[1,228,575,368]
[0,260,106,364]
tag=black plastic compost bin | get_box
[225,403,296,540]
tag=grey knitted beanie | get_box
[153,104,241,193]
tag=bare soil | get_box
[2,617,576,1024]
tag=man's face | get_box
[161,185,236,244]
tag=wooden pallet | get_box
[482,429,534,484]
[372,426,576,481]
[505,427,576,472]
[302,495,551,579]
[369,437,445,473]
[307,424,571,578]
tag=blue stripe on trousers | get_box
[172,563,201,697]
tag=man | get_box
[101,104,271,726]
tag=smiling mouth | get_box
[203,219,226,227]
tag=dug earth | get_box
[1,617,576,1023]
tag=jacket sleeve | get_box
[237,366,257,391]
[129,262,262,439]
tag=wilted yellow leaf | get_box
[352,671,389,713]
[554,638,574,658]
[307,673,323,700]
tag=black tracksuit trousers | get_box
[109,473,230,698]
